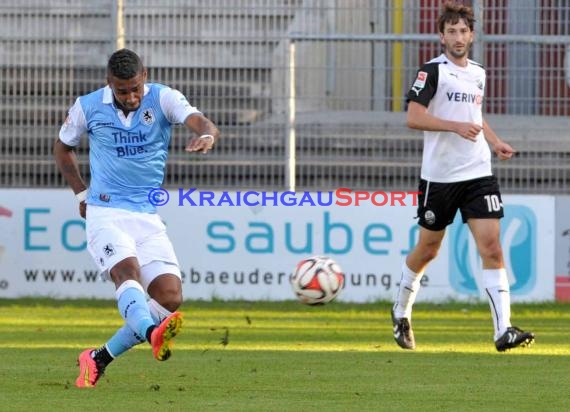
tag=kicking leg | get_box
[142,262,184,361]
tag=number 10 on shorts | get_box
[484,194,501,212]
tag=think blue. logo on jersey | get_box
[449,205,536,295]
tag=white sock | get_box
[483,268,512,340]
[148,298,172,324]
[393,263,424,319]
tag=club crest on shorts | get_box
[424,210,436,225]
[141,108,155,125]
[103,243,116,257]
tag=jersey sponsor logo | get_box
[112,130,150,158]
[448,205,536,295]
[411,71,428,95]
[141,108,155,125]
[446,91,483,105]
[116,145,149,158]
[112,130,148,144]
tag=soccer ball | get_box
[290,256,345,305]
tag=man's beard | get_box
[446,43,471,59]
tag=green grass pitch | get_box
[0,299,568,412]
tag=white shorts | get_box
[86,205,181,286]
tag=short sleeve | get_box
[407,63,439,108]
[59,98,87,146]
[159,87,202,124]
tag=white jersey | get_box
[407,53,491,183]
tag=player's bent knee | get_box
[165,298,182,313]
[155,290,182,312]
[149,280,183,312]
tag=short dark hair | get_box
[107,48,144,79]
[437,2,475,33]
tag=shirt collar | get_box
[441,53,470,70]
[102,84,150,104]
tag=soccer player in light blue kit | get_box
[54,48,220,388]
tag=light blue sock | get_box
[105,298,172,357]
[115,280,155,341]
[106,325,146,357]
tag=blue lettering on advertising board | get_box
[206,212,409,256]
[449,205,536,295]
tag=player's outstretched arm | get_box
[53,138,88,218]
[184,114,220,154]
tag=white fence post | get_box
[286,40,297,192]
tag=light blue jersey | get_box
[61,83,199,213]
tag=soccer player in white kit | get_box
[54,48,220,387]
[391,2,534,352]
